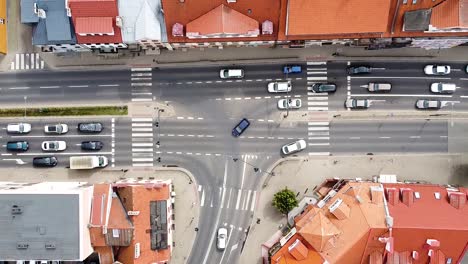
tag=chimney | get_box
[400,188,414,207]
[448,192,466,209]
[370,186,383,204]
[329,199,350,220]
[386,188,399,205]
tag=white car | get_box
[7,123,31,134]
[268,81,292,93]
[277,98,302,109]
[219,69,244,79]
[42,141,67,151]
[44,124,68,134]
[430,83,456,94]
[424,65,450,75]
[345,98,370,109]
[217,227,228,250]
[281,139,306,155]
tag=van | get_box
[368,82,391,92]
[219,69,244,79]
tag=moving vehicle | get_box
[345,98,370,109]
[424,65,450,75]
[430,83,456,94]
[81,141,104,150]
[42,141,66,151]
[311,83,337,93]
[232,118,250,137]
[281,139,307,155]
[368,83,391,92]
[33,156,58,167]
[7,123,31,134]
[277,98,302,109]
[78,122,103,133]
[347,66,371,75]
[217,227,228,250]
[415,99,442,109]
[69,156,108,169]
[219,69,244,79]
[268,81,292,93]
[283,65,302,74]
[7,141,29,151]
[44,124,68,134]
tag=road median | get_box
[0,105,127,117]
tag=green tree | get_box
[272,187,298,215]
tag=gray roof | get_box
[21,0,39,23]
[403,9,432,32]
[30,0,76,45]
[0,194,80,260]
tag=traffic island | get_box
[0,105,127,117]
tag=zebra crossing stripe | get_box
[307,61,327,65]
[308,122,329,126]
[132,118,153,122]
[250,191,257,211]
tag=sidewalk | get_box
[239,154,468,263]
[0,166,200,264]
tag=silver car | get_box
[217,227,228,250]
[424,65,450,75]
[277,98,302,109]
[268,81,292,93]
[7,123,31,134]
[345,99,370,109]
[44,124,68,134]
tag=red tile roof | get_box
[186,5,259,38]
[75,17,114,35]
[160,0,280,43]
[68,0,117,17]
[431,0,468,29]
[285,0,392,36]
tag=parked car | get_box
[44,124,68,134]
[281,139,307,155]
[217,227,228,250]
[33,156,58,167]
[345,98,370,109]
[219,69,244,79]
[7,123,31,134]
[42,141,66,151]
[415,99,442,109]
[311,83,337,93]
[78,122,103,133]
[81,141,104,150]
[268,81,292,93]
[424,65,450,75]
[466,65,468,73]
[6,141,29,151]
[347,66,371,75]
[277,98,302,110]
[368,83,392,92]
[283,65,302,74]
[232,118,250,137]
[430,83,456,94]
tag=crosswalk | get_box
[306,61,328,111]
[131,68,153,102]
[131,117,154,167]
[308,121,330,156]
[199,185,257,212]
[10,53,45,70]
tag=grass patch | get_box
[0,105,127,117]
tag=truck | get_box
[69,156,108,170]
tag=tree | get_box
[272,187,298,215]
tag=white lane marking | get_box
[1,153,12,156]
[308,96,328,100]
[68,85,89,88]
[308,107,329,111]
[10,87,30,90]
[18,152,112,156]
[308,127,329,131]
[132,143,153,147]
[308,152,330,156]
[308,142,330,146]
[250,191,257,211]
[132,127,153,132]
[132,123,152,127]
[244,190,252,210]
[131,72,152,77]
[40,86,59,89]
[308,132,330,136]
[240,155,247,189]
[11,134,112,138]
[308,122,329,126]
[132,118,153,122]
[131,67,152,71]
[226,188,232,209]
[307,76,327,81]
[200,190,205,207]
[352,93,452,98]
[307,101,329,106]
[307,71,327,74]
[308,137,330,140]
[351,76,451,80]
[131,77,152,81]
[132,148,154,152]
[307,61,327,65]
[132,163,154,167]
[198,185,202,192]
[131,98,153,102]
[98,84,119,87]
[131,83,152,86]
[131,92,152,95]
[379,136,391,139]
[235,189,242,210]
[440,135,448,138]
[177,116,184,119]
[132,158,154,162]
[132,133,153,137]
[410,136,421,139]
[235,97,242,100]
[350,137,361,139]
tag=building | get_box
[266,178,468,264]
[0,0,7,54]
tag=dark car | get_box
[311,83,337,93]
[81,141,104,150]
[347,66,371,75]
[78,122,103,133]
[6,141,29,151]
[33,156,58,167]
[232,118,250,137]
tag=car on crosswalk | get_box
[311,83,336,93]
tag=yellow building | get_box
[0,0,6,54]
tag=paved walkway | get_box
[240,154,468,263]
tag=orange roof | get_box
[270,234,324,264]
[90,184,111,226]
[116,183,171,264]
[285,0,392,36]
[75,17,114,34]
[186,5,259,38]
[160,0,280,43]
[430,0,468,29]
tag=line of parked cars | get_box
[6,122,104,167]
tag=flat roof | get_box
[0,194,80,260]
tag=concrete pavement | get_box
[240,154,468,264]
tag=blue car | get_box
[232,118,250,137]
[283,65,302,74]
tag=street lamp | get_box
[24,96,27,118]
